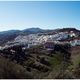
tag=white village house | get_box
[70,39,80,46]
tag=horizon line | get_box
[0,27,79,32]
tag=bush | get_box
[0,57,33,79]
[40,57,50,66]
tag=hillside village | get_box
[1,29,80,50]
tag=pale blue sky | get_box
[0,1,80,31]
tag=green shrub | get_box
[0,57,33,79]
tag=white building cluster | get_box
[3,30,79,49]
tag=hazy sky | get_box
[0,1,80,31]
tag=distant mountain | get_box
[23,28,43,32]
[21,28,44,35]
[0,30,20,35]
[57,28,80,33]
[0,30,21,45]
[21,27,59,35]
